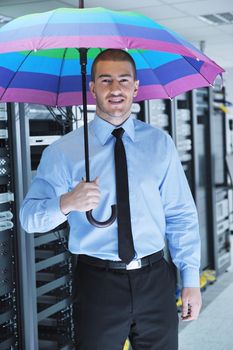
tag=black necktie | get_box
[112,127,135,264]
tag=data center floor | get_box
[179,235,233,350]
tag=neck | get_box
[96,113,131,126]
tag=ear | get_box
[133,80,139,98]
[89,81,96,99]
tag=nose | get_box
[110,80,121,94]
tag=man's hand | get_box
[60,177,101,214]
[181,287,202,321]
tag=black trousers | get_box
[73,256,178,350]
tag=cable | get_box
[53,229,70,253]
[46,106,81,129]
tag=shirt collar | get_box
[91,114,135,145]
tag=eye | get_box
[102,79,112,84]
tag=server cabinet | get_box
[0,103,21,349]
[191,85,231,274]
[226,113,233,235]
[191,88,211,271]
[174,93,195,194]
[14,103,76,350]
[210,85,231,274]
[142,99,173,136]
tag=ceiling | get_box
[0,0,232,70]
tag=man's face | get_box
[89,60,139,125]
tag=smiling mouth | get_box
[108,97,125,104]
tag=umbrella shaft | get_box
[79,48,90,182]
[79,0,84,8]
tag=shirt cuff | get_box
[180,268,200,288]
[48,196,68,223]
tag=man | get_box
[20,49,202,350]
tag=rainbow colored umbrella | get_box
[0,7,224,227]
[0,7,223,105]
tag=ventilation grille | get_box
[199,12,233,25]
[0,15,12,24]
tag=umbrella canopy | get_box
[0,7,224,107]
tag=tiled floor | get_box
[179,237,233,350]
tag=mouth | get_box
[108,97,125,105]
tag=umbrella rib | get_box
[163,28,203,61]
[182,55,214,86]
[55,47,67,107]
[137,50,172,99]
[0,50,32,101]
[36,9,57,50]
[163,28,223,70]
[107,10,127,49]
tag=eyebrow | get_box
[97,74,133,79]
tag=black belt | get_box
[78,250,164,271]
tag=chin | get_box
[108,108,129,117]
[109,112,126,119]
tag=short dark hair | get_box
[91,49,137,81]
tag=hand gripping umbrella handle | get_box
[86,204,117,228]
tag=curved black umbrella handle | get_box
[86,204,117,228]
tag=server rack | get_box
[211,85,231,274]
[173,87,232,276]
[226,112,233,235]
[174,93,195,194]
[14,103,76,350]
[0,103,21,349]
[142,98,173,136]
[190,85,231,275]
[191,88,211,271]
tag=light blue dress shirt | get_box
[20,115,200,287]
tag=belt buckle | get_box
[126,259,142,270]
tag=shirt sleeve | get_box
[20,145,69,233]
[160,135,201,288]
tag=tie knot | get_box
[112,127,125,139]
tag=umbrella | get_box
[0,7,224,227]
